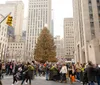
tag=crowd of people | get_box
[0,60,100,85]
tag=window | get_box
[88,0,91,4]
[97,0,100,3]
[90,14,93,20]
[90,22,94,28]
[98,6,100,12]
[89,6,93,13]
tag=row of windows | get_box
[88,0,95,39]
[8,50,23,52]
[65,42,74,44]
[0,37,7,42]
[67,53,71,55]
[29,4,48,8]
[0,43,7,51]
[0,25,7,38]
[65,36,74,38]
[66,47,74,49]
[10,44,23,45]
[30,1,48,3]
[65,32,74,34]
[8,47,23,48]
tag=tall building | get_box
[64,18,74,61]
[54,36,64,58]
[23,17,27,31]
[22,31,26,41]
[0,14,8,61]
[8,42,25,61]
[51,20,54,36]
[0,1,24,41]
[73,0,100,64]
[26,0,51,56]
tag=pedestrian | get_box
[25,62,34,85]
[9,62,13,75]
[96,65,100,85]
[60,64,67,83]
[5,62,9,75]
[80,63,86,83]
[45,64,50,80]
[38,64,43,76]
[68,63,75,84]
[12,63,21,85]
[21,64,28,85]
[75,62,82,81]
[85,61,96,85]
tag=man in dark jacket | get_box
[21,65,28,85]
[96,65,100,85]
[25,63,34,85]
[85,61,96,85]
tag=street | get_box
[2,76,82,85]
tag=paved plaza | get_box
[2,76,83,85]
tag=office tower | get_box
[64,18,74,61]
[73,0,100,64]
[26,0,51,56]
[0,1,24,41]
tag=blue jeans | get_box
[97,76,100,85]
[88,81,95,85]
[76,72,80,80]
[46,72,49,80]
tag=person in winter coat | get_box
[96,65,100,85]
[12,63,20,85]
[21,64,28,85]
[25,63,34,85]
[80,63,86,83]
[75,62,82,81]
[49,65,58,80]
[45,64,50,80]
[68,64,75,84]
[83,69,88,85]
[85,61,96,85]
[60,64,67,83]
[9,62,13,75]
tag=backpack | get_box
[29,65,34,71]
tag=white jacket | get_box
[60,66,67,74]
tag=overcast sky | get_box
[0,0,73,37]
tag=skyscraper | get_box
[54,36,64,58]
[73,0,100,64]
[64,18,74,61]
[0,1,24,41]
[0,14,8,61]
[26,0,51,55]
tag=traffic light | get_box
[6,15,13,26]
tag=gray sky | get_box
[0,0,73,37]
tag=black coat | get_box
[27,70,33,79]
[85,66,96,81]
[83,69,88,83]
[96,67,100,76]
